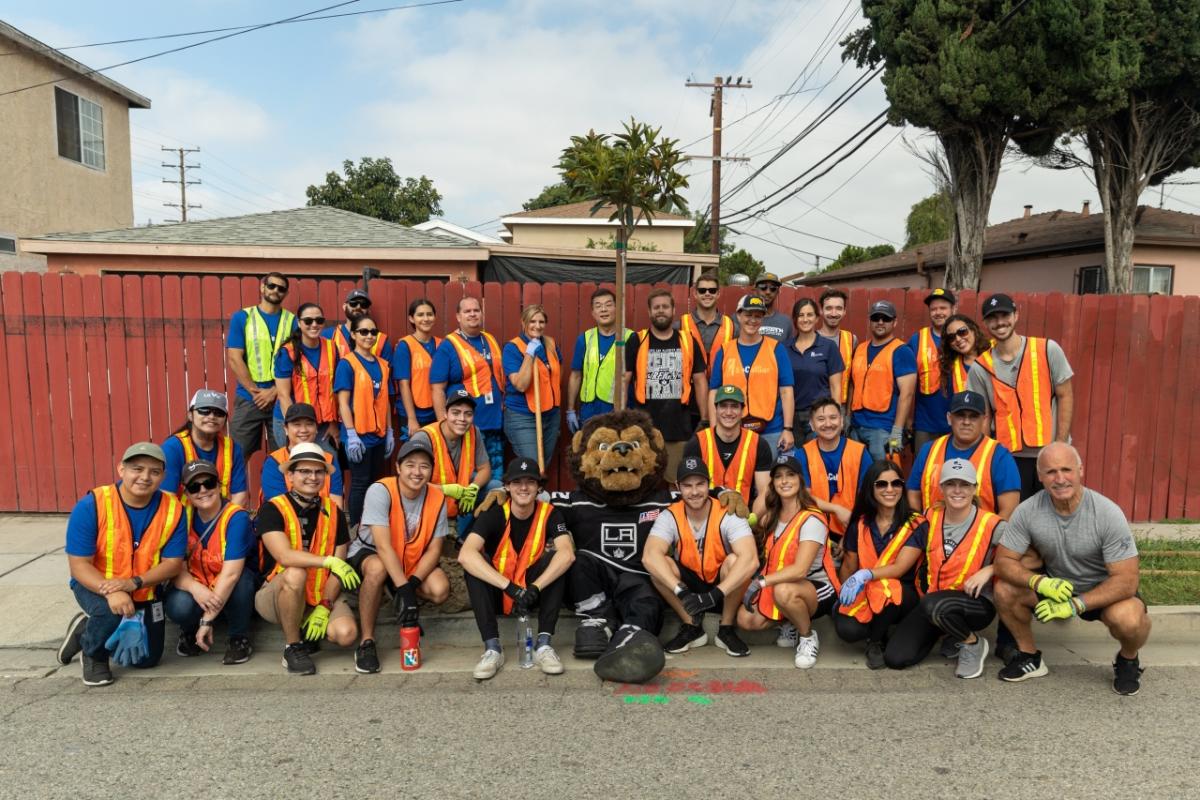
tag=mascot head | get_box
[569,409,667,506]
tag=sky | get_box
[7,0,1200,275]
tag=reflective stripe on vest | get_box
[755,508,822,621]
[492,500,551,614]
[919,436,998,512]
[719,337,780,422]
[916,327,940,395]
[265,494,336,606]
[447,331,504,398]
[333,325,389,358]
[697,427,758,502]
[508,336,561,412]
[244,306,295,383]
[284,339,338,423]
[802,438,865,536]
[346,353,390,437]
[420,422,477,517]
[186,502,242,589]
[977,337,1053,451]
[839,514,921,622]
[634,329,698,405]
[381,478,444,575]
[670,499,728,584]
[834,330,853,404]
[580,327,631,404]
[850,339,903,413]
[176,432,234,499]
[400,335,442,409]
[92,486,182,602]
[924,507,999,593]
[681,313,734,374]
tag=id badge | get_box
[483,391,494,405]
[150,601,164,623]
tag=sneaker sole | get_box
[355,663,381,674]
[536,656,565,675]
[1112,681,1141,696]
[473,654,505,680]
[956,639,989,680]
[223,646,253,666]
[999,660,1049,682]
[58,613,87,665]
[664,633,708,654]
[776,638,797,648]
[81,675,114,687]
[794,657,817,669]
[714,637,750,658]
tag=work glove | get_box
[393,576,421,624]
[886,425,904,455]
[839,568,873,606]
[525,338,543,358]
[742,576,766,613]
[515,584,541,615]
[1029,575,1075,603]
[105,612,148,667]
[474,488,508,516]
[385,428,396,457]
[458,484,480,514]
[398,425,409,443]
[1034,597,1083,623]
[323,556,361,590]
[442,484,468,500]
[345,429,365,463]
[504,581,527,608]
[679,587,724,617]
[566,410,581,434]
[717,489,750,519]
[303,605,330,641]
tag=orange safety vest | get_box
[380,478,445,576]
[802,438,866,536]
[265,494,337,606]
[680,313,734,374]
[696,427,760,503]
[839,514,923,622]
[333,324,389,358]
[446,330,505,399]
[508,336,561,412]
[420,422,478,517]
[633,329,699,406]
[267,447,335,498]
[669,499,728,584]
[719,337,781,422]
[400,334,443,409]
[976,337,1054,452]
[916,327,941,395]
[924,507,1000,593]
[282,339,338,423]
[850,339,904,413]
[755,508,834,620]
[186,502,244,589]
[832,329,854,404]
[175,432,234,498]
[919,436,998,512]
[949,355,971,394]
[345,352,391,437]
[492,500,552,614]
[91,485,183,602]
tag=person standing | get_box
[938,314,989,395]
[161,389,249,508]
[566,288,632,432]
[410,389,493,540]
[502,304,563,468]
[326,288,393,361]
[392,298,443,436]
[679,271,737,376]
[800,397,873,538]
[335,315,395,528]
[785,298,844,441]
[849,300,917,463]
[753,272,794,340]
[683,385,772,514]
[818,288,856,410]
[225,272,296,458]
[275,302,339,456]
[968,293,1074,500]
[909,288,957,453]
[260,403,344,506]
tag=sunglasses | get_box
[695,287,719,295]
[946,327,971,340]
[874,479,905,489]
[300,316,325,326]
[264,282,289,293]
[755,283,780,291]
[354,328,379,337]
[870,315,894,323]
[194,407,227,418]
[185,477,218,493]
[347,300,370,309]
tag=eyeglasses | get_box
[869,315,893,323]
[354,328,379,337]
[300,316,325,326]
[264,282,289,293]
[946,327,971,340]
[185,477,218,493]
[695,287,719,295]
[347,300,370,309]
[194,407,227,418]
[291,467,326,478]
[874,479,905,489]
[755,283,780,291]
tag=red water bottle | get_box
[400,625,421,671]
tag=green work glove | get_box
[442,484,468,500]
[303,605,331,641]
[458,484,480,514]
[1034,597,1082,623]
[1029,575,1074,603]
[323,556,361,590]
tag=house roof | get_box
[412,218,505,244]
[0,21,151,109]
[501,200,693,227]
[796,205,1200,284]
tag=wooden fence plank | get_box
[199,276,227,395]
[1150,296,1184,520]
[160,275,188,433]
[180,276,205,399]
[120,276,152,444]
[60,275,95,495]
[81,275,114,494]
[140,276,171,440]
[1102,295,1135,502]
[0,275,19,509]
[19,274,54,510]
[41,274,80,509]
[101,276,133,461]
[1128,295,1155,520]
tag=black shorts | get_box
[677,563,720,594]
[810,588,836,620]
[346,548,400,592]
[1079,592,1146,622]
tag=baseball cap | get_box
[189,389,228,412]
[737,294,768,313]
[445,388,477,410]
[714,384,746,406]
[284,403,317,423]
[940,457,978,485]
[675,455,710,483]
[181,460,218,486]
[756,272,782,286]
[284,442,333,473]
[396,438,434,465]
[770,452,804,477]
[925,288,957,306]
[346,288,371,306]
[869,300,898,320]
[949,391,987,415]
[121,442,166,465]
[502,457,544,484]
[982,293,1016,318]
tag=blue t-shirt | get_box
[192,505,254,563]
[430,333,503,432]
[260,452,343,503]
[65,488,188,587]
[785,334,846,415]
[160,435,248,497]
[322,324,394,362]
[502,335,564,416]
[273,343,327,421]
[391,337,439,424]
[710,340,795,433]
[226,308,296,402]
[334,353,387,447]
[799,438,874,499]
[908,330,950,435]
[853,340,917,431]
[570,330,619,421]
[907,437,1022,503]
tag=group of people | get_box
[54,270,1152,695]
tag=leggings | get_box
[345,441,388,528]
[464,554,565,643]
[833,582,919,645]
[883,590,996,669]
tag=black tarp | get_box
[484,254,692,285]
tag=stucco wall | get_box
[509,223,685,252]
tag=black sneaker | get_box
[81,653,114,687]
[303,638,322,655]
[57,613,87,665]
[664,623,708,654]
[1112,653,1143,696]
[998,649,1049,682]
[996,641,1019,666]
[176,630,203,658]
[714,625,750,657]
[865,641,886,670]
[222,636,253,665]
[282,642,316,675]
[355,639,381,674]
[938,635,959,659]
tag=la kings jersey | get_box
[549,489,675,574]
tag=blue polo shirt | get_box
[333,353,387,447]
[160,435,248,497]
[273,343,328,422]
[65,488,188,588]
[391,337,439,425]
[191,505,254,563]
[799,437,874,498]
[260,453,343,503]
[570,330,619,421]
[907,437,1021,500]
[908,330,950,435]
[502,335,564,416]
[852,340,917,431]
[226,308,296,403]
[430,333,503,432]
[785,334,845,414]
[710,340,794,433]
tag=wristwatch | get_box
[783,426,794,432]
[131,576,144,590]
[198,619,214,628]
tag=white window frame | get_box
[55,87,106,171]
[1131,264,1173,295]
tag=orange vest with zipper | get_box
[680,313,734,375]
[174,432,234,498]
[400,334,442,409]
[839,514,922,622]
[265,495,337,606]
[634,329,699,405]
[916,327,941,395]
[919,436,998,512]
[719,337,780,422]
[491,500,552,614]
[282,339,338,423]
[802,438,865,536]
[91,486,182,602]
[420,422,478,518]
[923,507,1000,593]
[755,508,834,620]
[669,499,728,584]
[696,427,759,502]
[380,478,444,575]
[508,336,561,412]
[186,502,244,589]
[446,331,504,398]
[976,337,1054,451]
[346,352,391,437]
[850,339,903,413]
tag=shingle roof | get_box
[0,21,151,108]
[503,200,691,222]
[33,206,476,248]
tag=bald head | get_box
[1036,442,1082,474]
[1037,441,1084,506]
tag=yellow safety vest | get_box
[243,306,295,383]
[580,327,632,404]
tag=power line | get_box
[726,225,837,261]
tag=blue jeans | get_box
[760,430,783,458]
[851,424,890,464]
[71,583,166,667]
[482,430,506,480]
[504,409,560,470]
[454,477,503,542]
[164,570,257,638]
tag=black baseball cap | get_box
[346,288,371,306]
[396,439,434,465]
[445,388,477,410]
[982,293,1016,318]
[502,457,544,484]
[181,460,218,485]
[284,403,317,423]
[949,391,987,415]
[770,453,805,477]
[925,288,957,306]
[869,300,898,320]
[676,456,710,483]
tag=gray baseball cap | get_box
[940,458,978,485]
[189,389,228,412]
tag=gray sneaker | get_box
[955,637,989,679]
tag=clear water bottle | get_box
[518,614,534,669]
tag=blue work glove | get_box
[345,429,365,463]
[742,576,766,613]
[886,425,904,455]
[566,409,581,434]
[838,568,873,606]
[398,425,409,443]
[525,338,543,358]
[104,612,148,667]
[385,428,396,457]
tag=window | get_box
[1078,264,1174,294]
[1077,266,1105,294]
[55,87,105,170]
[0,236,15,254]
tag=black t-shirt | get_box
[550,489,675,573]
[468,503,569,560]
[682,430,773,475]
[625,330,707,442]
[256,494,350,576]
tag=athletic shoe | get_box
[939,635,959,659]
[354,639,381,674]
[776,622,798,648]
[794,631,820,669]
[222,636,253,666]
[664,623,708,654]
[573,617,611,659]
[865,641,886,670]
[1112,653,1143,696]
[714,625,750,657]
[57,613,87,665]
[282,643,316,676]
[473,648,505,680]
[81,654,113,687]
[303,638,322,655]
[998,650,1048,682]
[176,630,203,658]
[955,637,989,679]
[534,645,564,675]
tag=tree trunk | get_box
[612,223,628,411]
[940,126,1008,291]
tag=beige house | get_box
[499,201,694,252]
[0,21,150,271]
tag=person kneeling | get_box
[459,458,576,679]
[349,439,453,674]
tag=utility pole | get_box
[685,75,752,254]
[162,146,201,222]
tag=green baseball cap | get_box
[121,442,166,465]
[715,385,746,405]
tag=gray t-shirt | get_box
[998,489,1137,593]
[759,310,794,342]
[966,336,1073,458]
[407,429,487,477]
[649,506,753,555]
[772,515,829,584]
[349,483,449,557]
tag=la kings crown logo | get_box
[601,523,637,561]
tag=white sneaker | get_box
[776,622,798,648]
[534,645,564,675]
[472,649,505,680]
[794,630,819,669]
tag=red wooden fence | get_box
[1,272,1196,521]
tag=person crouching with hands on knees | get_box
[255,443,360,675]
[992,442,1151,695]
[458,458,576,679]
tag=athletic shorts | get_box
[677,563,720,594]
[1079,592,1146,623]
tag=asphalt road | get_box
[1,663,1195,799]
